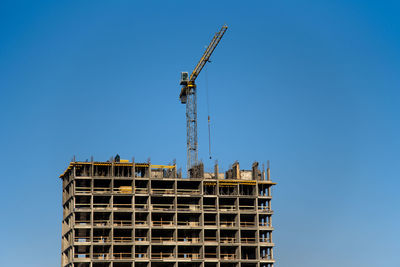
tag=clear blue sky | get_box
[0,0,399,266]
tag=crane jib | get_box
[189,25,228,82]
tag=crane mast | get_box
[179,25,228,174]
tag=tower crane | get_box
[179,25,228,173]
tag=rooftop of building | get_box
[60,156,276,185]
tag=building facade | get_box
[60,159,276,267]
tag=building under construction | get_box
[60,159,276,267]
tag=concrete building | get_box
[60,158,276,267]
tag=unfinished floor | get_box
[60,159,276,267]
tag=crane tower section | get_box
[180,25,228,173]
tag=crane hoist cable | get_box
[205,66,212,160]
